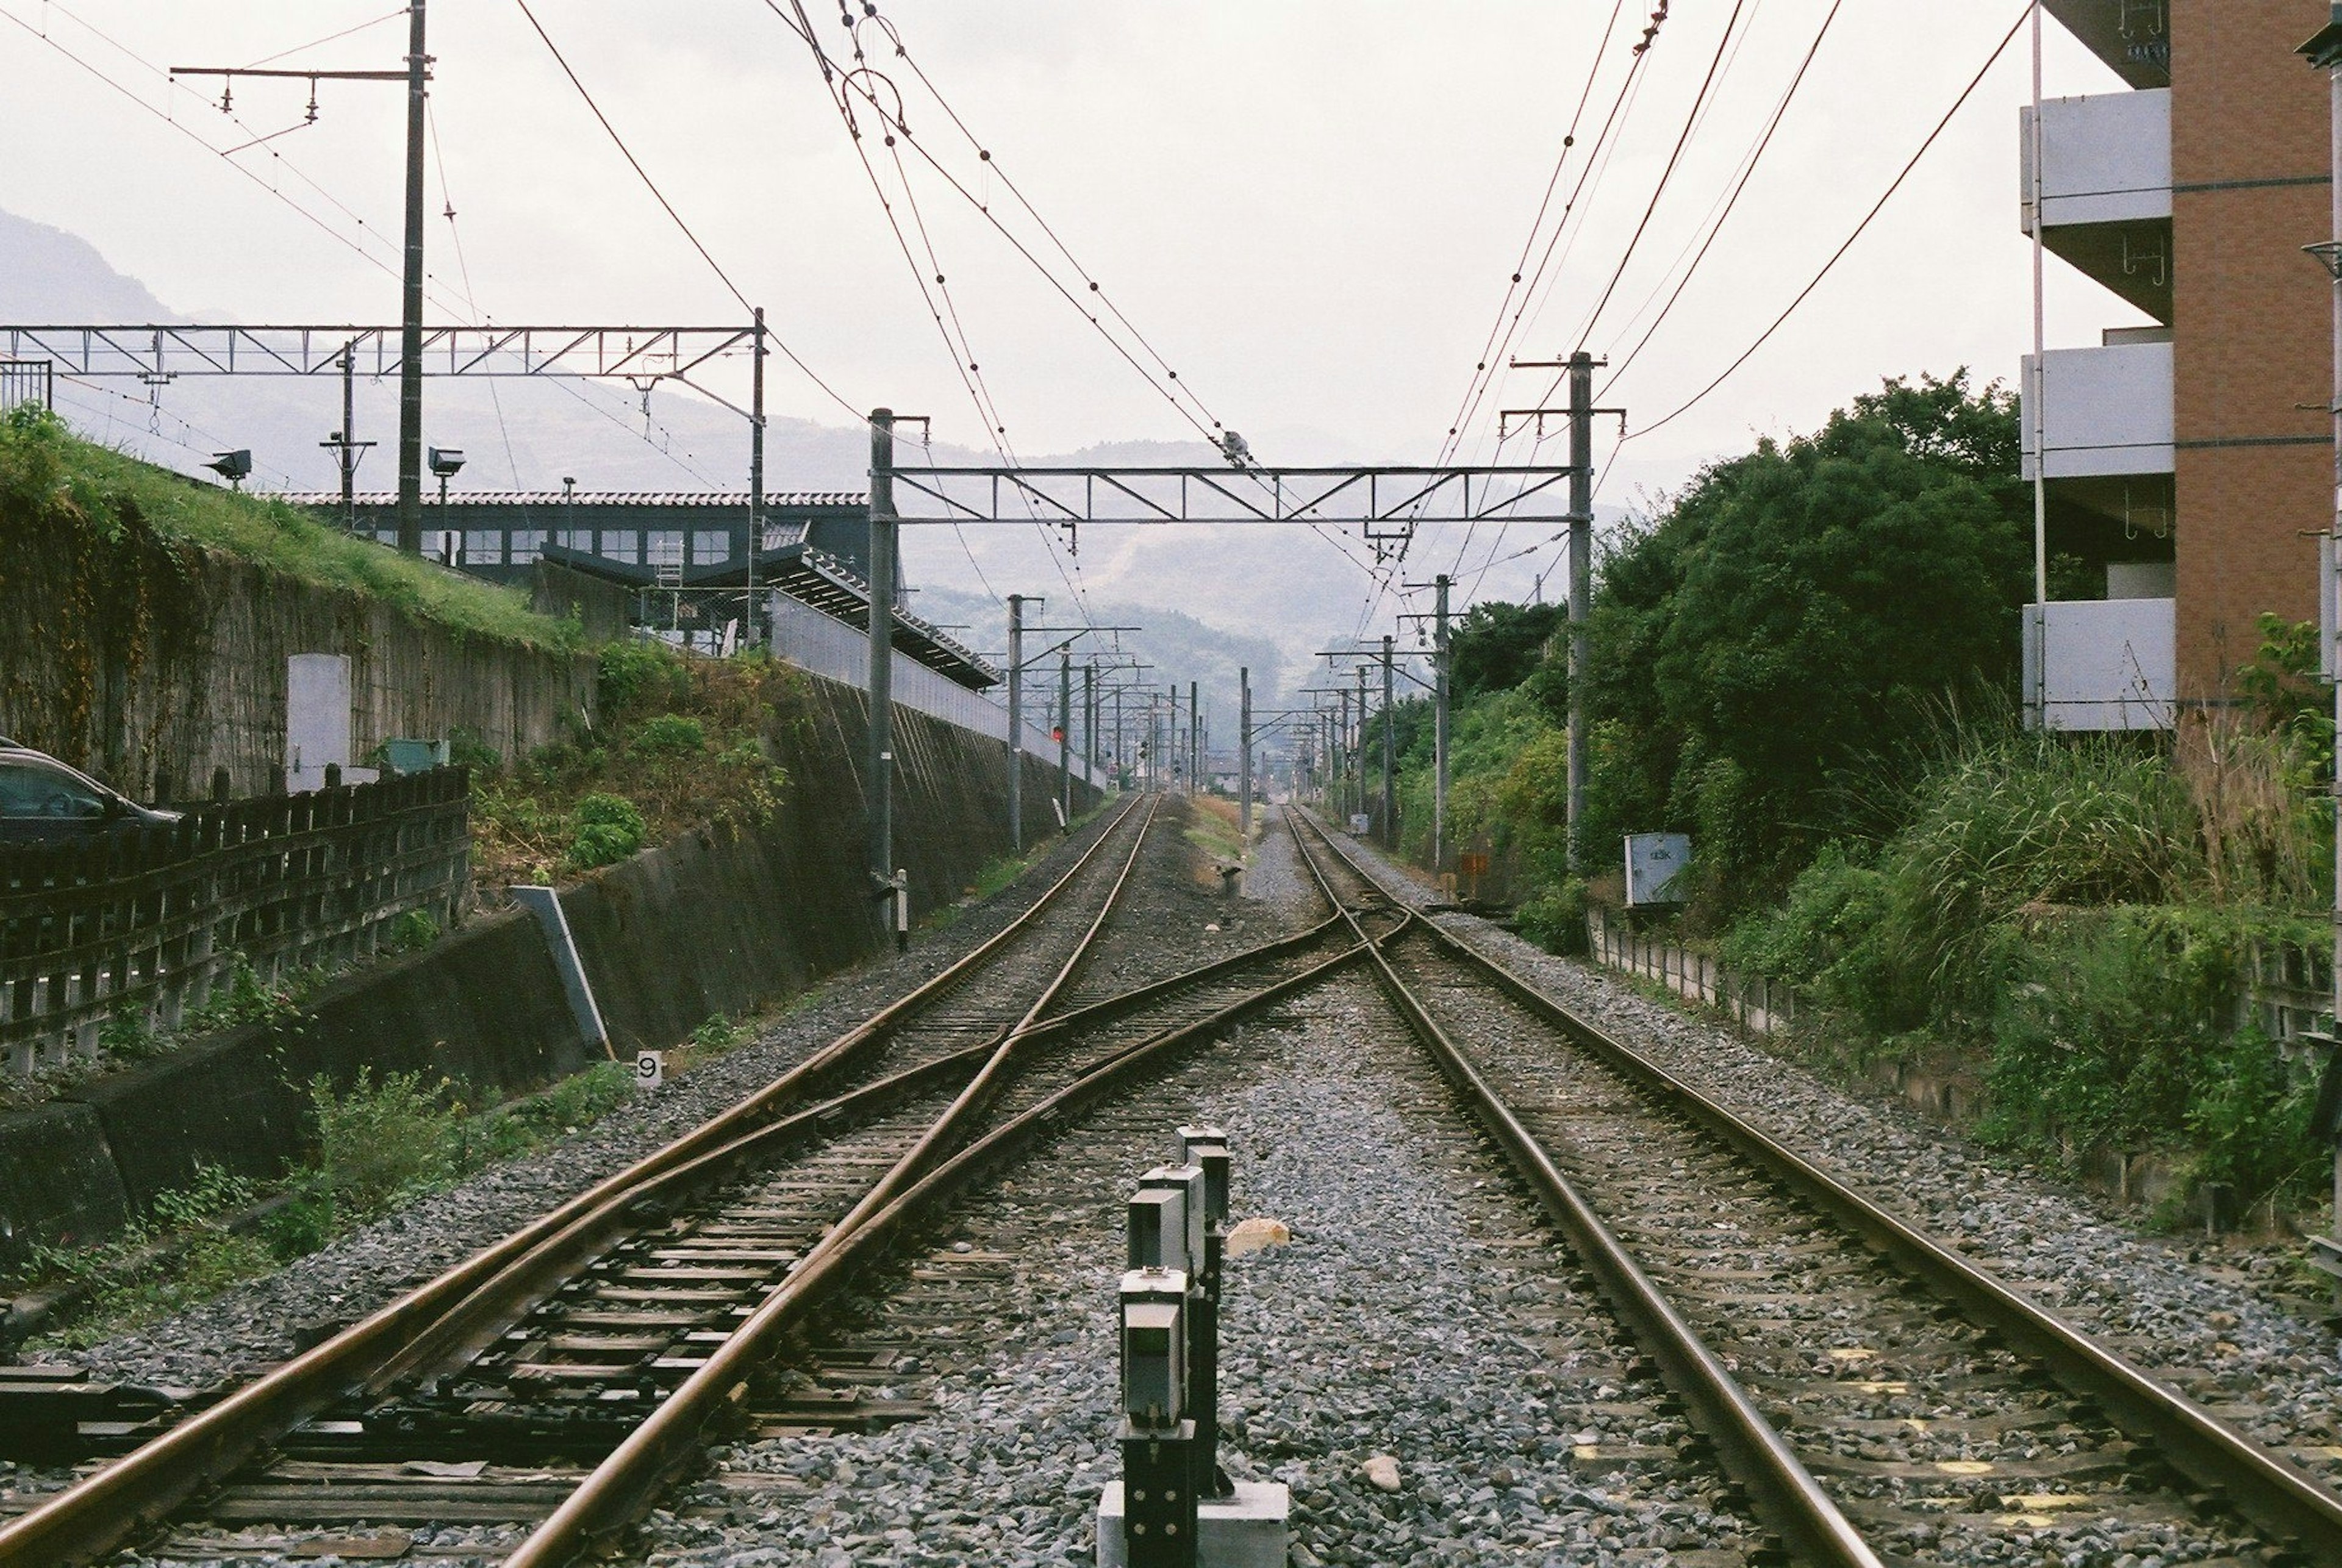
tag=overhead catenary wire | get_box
[1626,1,2032,441]
[1597,0,1843,395]
[516,0,872,435]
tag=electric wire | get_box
[240,6,407,71]
[1597,0,1842,395]
[1563,0,1750,356]
[515,0,870,433]
[1627,1,2028,439]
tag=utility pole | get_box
[398,0,428,554]
[1238,667,1253,840]
[1434,573,1452,871]
[1084,662,1098,795]
[1167,684,1181,792]
[1566,354,1594,872]
[748,306,765,647]
[1510,352,1614,871]
[1189,681,1200,797]
[1007,595,1033,851]
[867,409,900,921]
[1354,664,1369,824]
[319,342,373,530]
[1059,649,1073,825]
[1380,634,1397,849]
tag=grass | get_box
[1184,793,1246,877]
[15,1061,636,1348]
[3,409,582,651]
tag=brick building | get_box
[2021,0,2332,726]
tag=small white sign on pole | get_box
[1347,812,1371,836]
[634,1049,667,1090]
[1624,832,1692,907]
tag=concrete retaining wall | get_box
[0,669,1100,1269]
[0,524,594,801]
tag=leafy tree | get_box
[1449,601,1564,701]
[1581,370,2029,913]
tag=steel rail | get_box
[504,897,1381,1562]
[0,794,1154,1568]
[1285,811,1883,1568]
[1300,811,2342,1565]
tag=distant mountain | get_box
[2,206,1611,674]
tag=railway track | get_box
[0,795,1405,1567]
[1287,807,2342,1567]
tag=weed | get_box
[181,954,301,1036]
[630,714,707,757]
[388,909,442,952]
[21,1164,273,1348]
[565,793,646,872]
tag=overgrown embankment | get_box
[0,405,590,798]
[1377,373,2334,1224]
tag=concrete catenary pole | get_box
[867,409,899,915]
[1007,595,1030,851]
[1059,649,1073,825]
[1354,664,1369,823]
[395,0,428,555]
[1238,667,1253,840]
[1381,633,1397,849]
[747,306,764,648]
[1566,351,1594,873]
[1433,573,1452,872]
[1084,662,1098,798]
[1189,681,1200,795]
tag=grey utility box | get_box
[1624,832,1691,908]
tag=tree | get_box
[1581,371,2029,912]
[1449,601,1564,701]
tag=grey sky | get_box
[10,3,2134,477]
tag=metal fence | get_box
[768,594,1101,784]
[1,360,52,414]
[0,768,470,1076]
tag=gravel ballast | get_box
[1320,815,2342,1489]
[642,826,1756,1566]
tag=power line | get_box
[1627,1,2029,440]
[514,0,871,434]
[1564,0,1751,354]
[1597,0,1842,394]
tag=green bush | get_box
[388,909,441,952]
[308,1069,462,1227]
[597,639,689,715]
[181,954,301,1036]
[1516,881,1589,956]
[1985,904,2325,1208]
[630,713,707,757]
[565,793,646,870]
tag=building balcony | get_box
[2022,596,2175,732]
[2019,89,2171,318]
[2020,339,2173,481]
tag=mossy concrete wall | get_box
[0,670,1100,1271]
[0,527,593,801]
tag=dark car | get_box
[0,743,183,844]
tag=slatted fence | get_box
[0,768,470,1076]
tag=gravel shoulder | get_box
[1314,811,2342,1481]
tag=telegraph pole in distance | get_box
[1189,681,1200,797]
[1058,649,1073,825]
[1367,636,1386,851]
[1084,661,1098,797]
[1238,667,1253,840]
[320,342,374,530]
[1433,574,1452,870]
[1006,595,1034,850]
[867,409,900,920]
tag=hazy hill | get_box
[2,206,1610,674]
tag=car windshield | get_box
[0,757,113,820]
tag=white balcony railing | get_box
[2020,88,2171,231]
[2020,340,2174,480]
[2022,597,2175,732]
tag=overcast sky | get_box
[12,1,2135,517]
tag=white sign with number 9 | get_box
[634,1050,666,1090]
